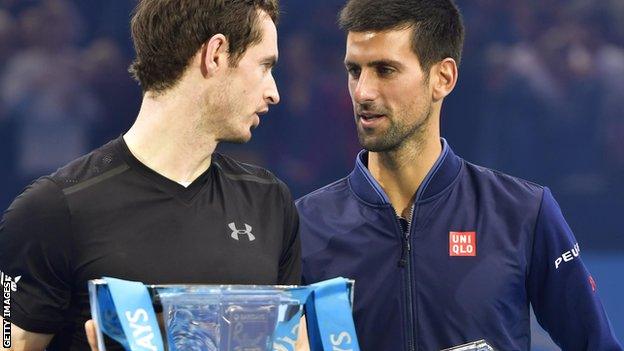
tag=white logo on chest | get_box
[228,222,255,241]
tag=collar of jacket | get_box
[348,138,463,206]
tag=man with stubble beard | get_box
[296,0,622,350]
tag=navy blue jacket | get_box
[297,140,621,351]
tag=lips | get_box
[357,113,386,128]
[359,114,383,120]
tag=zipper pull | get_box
[398,236,409,267]
[397,216,410,267]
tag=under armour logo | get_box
[228,222,255,241]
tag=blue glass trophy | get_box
[88,277,357,351]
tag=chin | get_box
[225,136,251,144]
[223,131,253,144]
[358,135,399,152]
[219,123,256,144]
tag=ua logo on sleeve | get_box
[228,222,255,241]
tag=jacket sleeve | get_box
[528,187,622,350]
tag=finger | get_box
[84,319,99,351]
[295,316,310,351]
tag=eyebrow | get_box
[344,59,404,70]
[261,55,278,67]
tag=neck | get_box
[124,90,218,184]
[368,126,441,219]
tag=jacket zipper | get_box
[396,202,416,351]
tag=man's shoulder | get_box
[49,138,127,193]
[213,152,282,186]
[212,153,297,205]
[212,153,274,180]
[295,177,351,210]
[5,176,66,217]
[462,161,545,201]
[5,139,125,215]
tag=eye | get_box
[260,58,277,73]
[377,66,395,76]
[347,66,361,78]
[262,63,273,73]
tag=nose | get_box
[353,70,378,103]
[265,73,280,105]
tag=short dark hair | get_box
[129,0,280,93]
[339,0,464,73]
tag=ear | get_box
[430,58,458,102]
[200,34,229,78]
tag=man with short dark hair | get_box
[297,0,622,350]
[0,1,301,350]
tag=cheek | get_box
[232,66,260,92]
[390,79,427,104]
[347,80,357,98]
[244,72,268,100]
[254,66,269,84]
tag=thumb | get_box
[84,319,100,351]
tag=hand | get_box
[84,319,99,351]
[296,316,310,351]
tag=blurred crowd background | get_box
[0,0,622,347]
